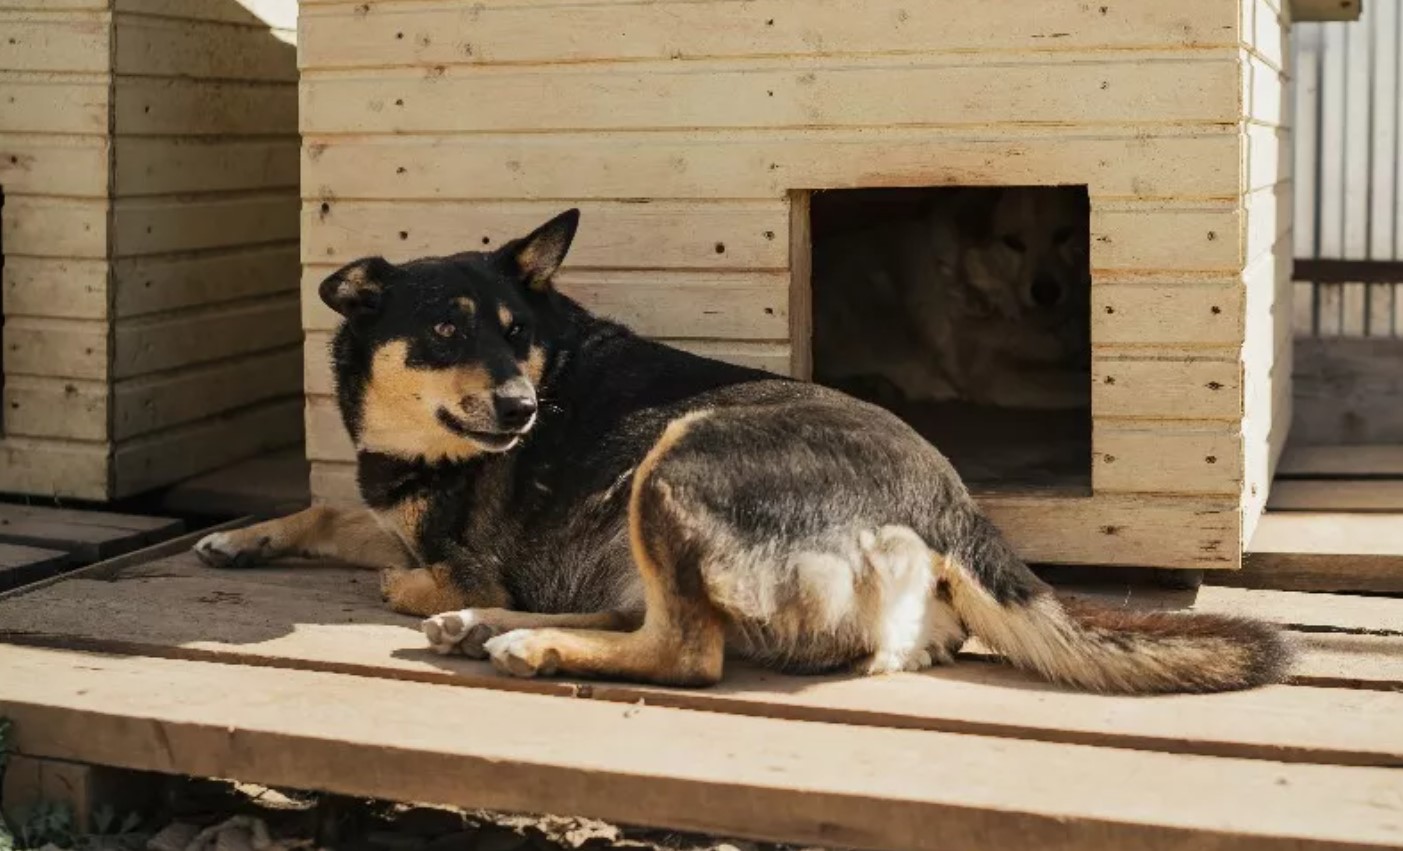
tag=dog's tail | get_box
[937,509,1292,694]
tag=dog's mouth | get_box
[435,409,526,452]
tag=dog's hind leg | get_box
[483,414,727,686]
[194,505,413,571]
[854,525,938,675]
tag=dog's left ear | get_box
[503,208,579,292]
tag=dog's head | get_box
[959,187,1091,322]
[321,209,579,462]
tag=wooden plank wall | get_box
[107,0,303,497]
[298,0,1277,569]
[1241,0,1295,545]
[0,1,114,499]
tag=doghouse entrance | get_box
[806,186,1092,492]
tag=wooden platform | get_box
[0,539,1401,850]
[0,502,184,591]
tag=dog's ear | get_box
[320,257,393,318]
[502,208,580,292]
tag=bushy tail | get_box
[938,511,1293,694]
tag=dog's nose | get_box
[491,383,538,431]
[1031,276,1062,308]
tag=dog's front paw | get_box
[193,530,273,569]
[484,629,561,678]
[859,647,933,676]
[421,610,499,658]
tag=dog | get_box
[812,186,1091,410]
[194,209,1287,693]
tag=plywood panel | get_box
[114,78,297,136]
[298,0,1240,69]
[303,200,790,270]
[301,54,1241,135]
[112,246,299,318]
[302,266,789,340]
[0,72,109,134]
[1093,424,1242,496]
[113,194,298,257]
[113,295,301,378]
[114,138,297,196]
[3,258,107,321]
[113,346,302,440]
[113,15,296,81]
[301,130,1241,202]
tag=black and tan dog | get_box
[195,210,1289,693]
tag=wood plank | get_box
[0,438,110,501]
[159,448,310,520]
[112,398,304,497]
[303,200,791,271]
[1092,203,1241,274]
[3,377,108,442]
[1091,357,1240,421]
[114,78,296,137]
[114,346,301,441]
[0,72,109,135]
[3,555,1403,771]
[113,15,296,81]
[301,129,1241,202]
[112,245,299,318]
[114,138,297,197]
[1277,444,1403,477]
[1292,338,1403,445]
[1293,34,1321,263]
[979,493,1239,570]
[1268,480,1403,512]
[300,53,1241,135]
[113,295,301,379]
[1292,0,1362,21]
[0,12,110,74]
[1233,512,1403,594]
[0,504,181,538]
[3,317,109,381]
[0,135,110,197]
[308,460,360,506]
[113,194,298,257]
[788,191,811,379]
[303,267,789,340]
[299,0,1241,69]
[0,508,158,562]
[0,544,72,593]
[3,258,108,321]
[1092,281,1244,347]
[7,646,1403,851]
[1092,423,1241,496]
[0,195,108,259]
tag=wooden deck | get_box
[0,535,1400,851]
[0,502,184,591]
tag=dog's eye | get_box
[1053,227,1076,245]
[433,322,456,338]
[504,323,525,341]
[1002,235,1026,252]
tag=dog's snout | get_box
[491,381,538,431]
[1031,276,1062,308]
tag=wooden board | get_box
[1232,512,1403,594]
[6,645,1403,851]
[0,504,183,562]
[1268,480,1403,512]
[158,448,310,520]
[1277,444,1403,477]
[0,544,72,592]
[1292,339,1403,446]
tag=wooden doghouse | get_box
[0,0,302,501]
[300,0,1299,572]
